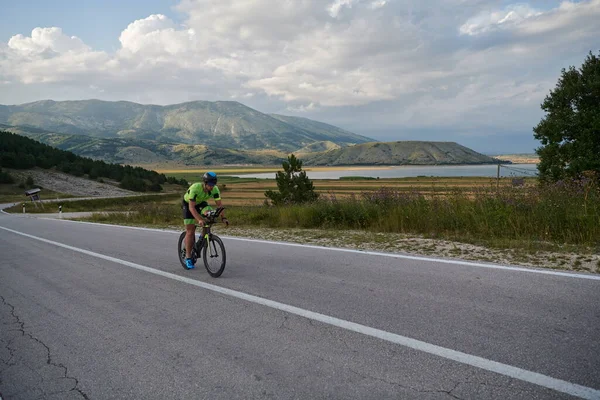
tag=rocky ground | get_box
[202,226,600,274]
[7,168,135,197]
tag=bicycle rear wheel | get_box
[203,234,226,277]
[177,231,197,270]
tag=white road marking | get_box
[1,225,599,399]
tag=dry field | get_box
[168,173,536,206]
[155,164,538,206]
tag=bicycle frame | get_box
[194,207,224,255]
[195,226,212,255]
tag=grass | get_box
[6,172,598,257]
[75,176,599,253]
[4,193,180,213]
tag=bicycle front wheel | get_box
[203,234,226,277]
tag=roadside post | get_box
[22,203,25,213]
[496,164,500,192]
[24,188,43,209]
[59,205,62,218]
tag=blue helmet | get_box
[203,171,217,185]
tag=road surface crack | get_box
[277,315,293,331]
[0,296,90,399]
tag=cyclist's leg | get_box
[197,201,211,216]
[182,199,196,259]
[185,224,195,259]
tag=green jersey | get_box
[184,183,221,203]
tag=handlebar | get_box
[201,206,225,225]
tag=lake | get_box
[233,164,539,180]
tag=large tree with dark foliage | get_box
[533,51,600,182]
[265,154,319,205]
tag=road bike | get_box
[177,207,227,277]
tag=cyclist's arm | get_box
[215,199,226,218]
[188,199,204,225]
[213,186,226,219]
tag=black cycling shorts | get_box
[182,199,208,221]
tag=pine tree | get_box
[265,154,319,205]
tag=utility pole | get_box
[497,164,500,191]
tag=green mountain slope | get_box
[0,129,170,192]
[295,141,341,155]
[302,141,501,165]
[2,125,286,165]
[3,124,502,166]
[269,114,367,147]
[0,99,374,152]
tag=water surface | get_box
[233,164,539,179]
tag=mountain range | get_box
[0,99,371,152]
[0,99,501,166]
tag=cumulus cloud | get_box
[118,14,196,56]
[8,27,90,54]
[1,27,108,84]
[0,0,599,150]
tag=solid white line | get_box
[223,237,600,280]
[0,225,599,399]
[0,207,15,215]
[6,215,600,281]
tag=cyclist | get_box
[182,171,229,269]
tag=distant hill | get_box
[301,141,503,165]
[0,99,373,152]
[2,125,287,165]
[295,141,341,155]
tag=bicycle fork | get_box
[196,228,217,258]
[205,233,220,258]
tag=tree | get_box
[119,175,147,192]
[88,167,100,180]
[533,51,600,183]
[0,167,14,184]
[265,154,319,205]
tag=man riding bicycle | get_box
[182,171,229,269]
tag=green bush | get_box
[119,175,147,192]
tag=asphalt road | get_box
[1,210,599,399]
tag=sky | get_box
[1,0,599,154]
